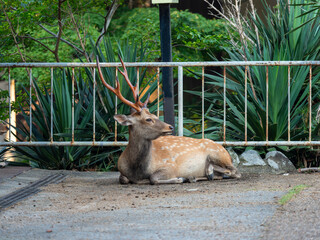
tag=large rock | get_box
[237,150,271,174]
[265,151,297,174]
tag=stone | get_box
[226,147,240,167]
[238,150,272,174]
[0,161,8,168]
[265,151,297,174]
[240,150,266,166]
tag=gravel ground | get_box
[0,169,319,240]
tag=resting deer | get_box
[97,57,241,184]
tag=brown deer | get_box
[96,57,241,184]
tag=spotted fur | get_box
[116,109,240,185]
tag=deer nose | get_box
[169,125,174,130]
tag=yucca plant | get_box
[12,68,94,169]
[189,0,320,145]
[291,0,320,29]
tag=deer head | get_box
[96,56,173,140]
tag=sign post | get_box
[152,0,178,133]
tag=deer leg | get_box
[153,178,187,184]
[187,176,209,183]
[149,170,187,185]
[211,164,232,175]
[211,164,241,179]
[211,164,242,179]
[206,156,233,180]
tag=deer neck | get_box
[123,128,153,180]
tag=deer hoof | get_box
[187,176,197,183]
[206,164,215,181]
[207,172,214,181]
[119,175,130,184]
[178,177,188,183]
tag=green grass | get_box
[279,184,308,205]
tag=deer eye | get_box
[146,118,153,122]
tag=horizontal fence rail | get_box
[0,61,320,147]
[1,61,320,68]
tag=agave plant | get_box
[188,0,320,144]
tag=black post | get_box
[159,4,175,132]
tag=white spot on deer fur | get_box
[162,158,169,163]
[171,156,177,162]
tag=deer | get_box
[96,57,241,184]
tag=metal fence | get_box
[0,60,320,147]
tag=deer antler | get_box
[96,56,150,112]
[117,55,150,108]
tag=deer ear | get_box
[114,114,134,126]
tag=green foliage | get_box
[0,89,9,120]
[1,3,229,85]
[0,86,37,121]
[187,0,320,159]
[108,7,231,62]
[0,0,98,60]
[11,90,32,114]
[0,0,112,85]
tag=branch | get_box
[204,0,253,44]
[1,5,26,62]
[204,0,238,30]
[54,0,65,62]
[38,24,85,55]
[298,167,320,173]
[1,4,30,75]
[96,0,120,47]
[20,35,55,54]
[67,1,90,62]
[204,0,258,101]
[248,0,261,55]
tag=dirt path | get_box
[0,169,319,239]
